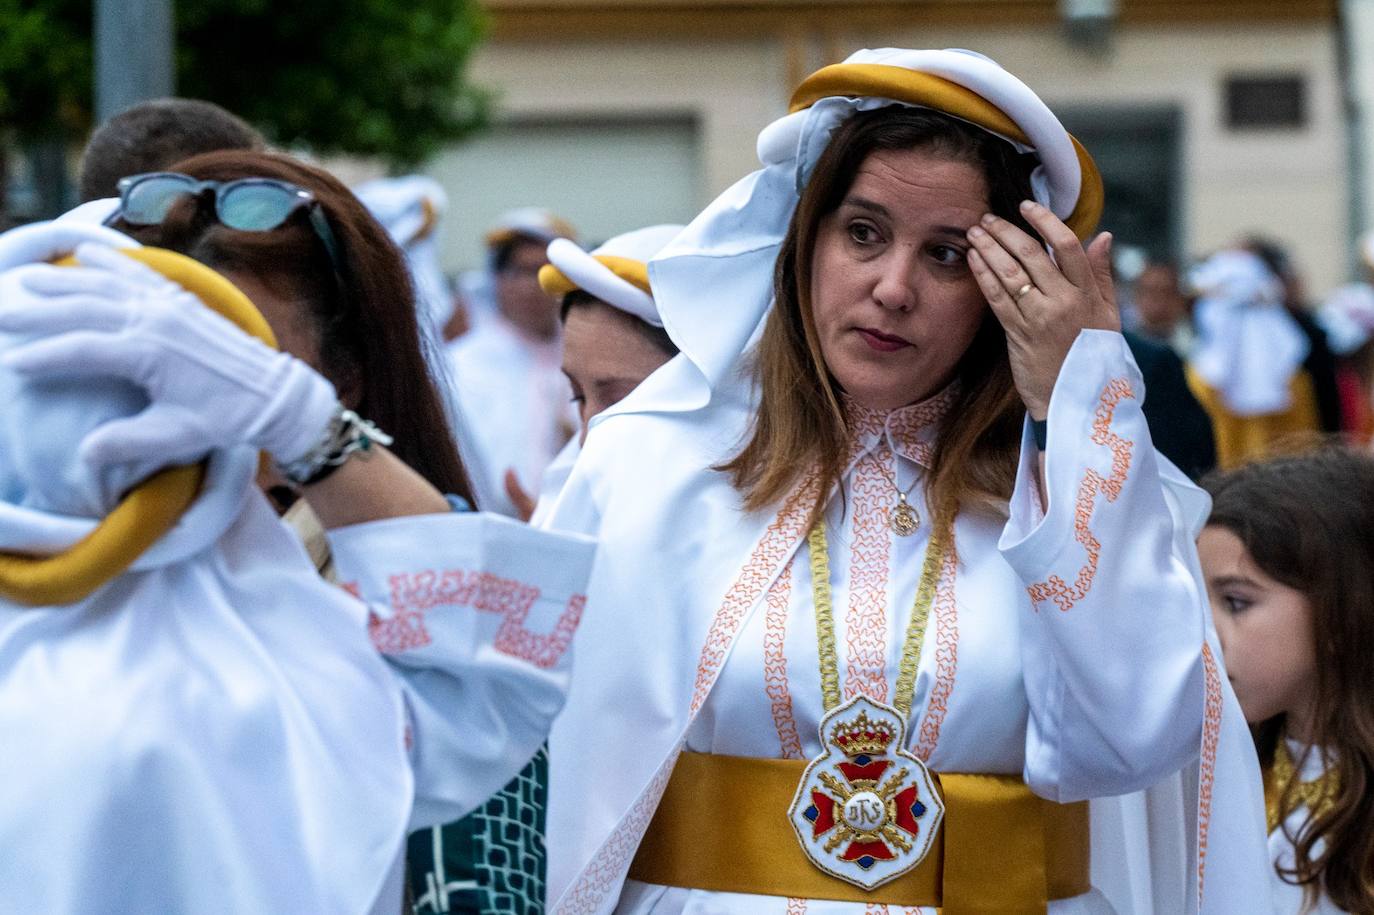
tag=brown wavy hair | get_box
[722,106,1039,524]
[1204,447,1374,913]
[113,150,474,504]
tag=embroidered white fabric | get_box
[537,47,1272,913]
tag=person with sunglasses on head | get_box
[448,208,579,517]
[0,152,593,914]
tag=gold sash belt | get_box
[628,752,1090,915]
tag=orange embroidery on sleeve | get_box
[1026,378,1136,613]
[763,562,805,760]
[372,568,584,668]
[1197,641,1223,905]
[369,605,432,654]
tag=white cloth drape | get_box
[0,233,596,915]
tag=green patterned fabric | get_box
[408,746,548,914]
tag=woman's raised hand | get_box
[965,200,1118,421]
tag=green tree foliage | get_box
[0,0,90,141]
[0,0,489,165]
[177,0,489,166]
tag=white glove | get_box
[0,220,140,272]
[0,242,340,469]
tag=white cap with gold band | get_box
[539,224,685,327]
[757,48,1092,229]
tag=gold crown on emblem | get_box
[830,710,896,757]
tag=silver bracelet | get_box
[279,406,395,486]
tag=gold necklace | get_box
[1265,739,1340,833]
[871,453,921,537]
[786,518,952,889]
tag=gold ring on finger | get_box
[1014,282,1035,301]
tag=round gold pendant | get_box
[890,500,919,537]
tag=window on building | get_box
[1224,74,1307,130]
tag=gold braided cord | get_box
[892,518,951,717]
[1266,740,1340,834]
[808,524,843,712]
[808,517,952,715]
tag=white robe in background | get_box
[541,331,1271,915]
[448,315,574,514]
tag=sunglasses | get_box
[110,172,346,279]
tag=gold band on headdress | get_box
[0,247,278,607]
[538,255,652,300]
[789,63,1104,241]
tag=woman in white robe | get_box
[541,48,1271,915]
[0,221,594,914]
[528,223,684,522]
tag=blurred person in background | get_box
[510,223,684,522]
[73,98,264,222]
[1316,232,1374,443]
[1111,258,1215,478]
[355,175,454,343]
[448,208,578,516]
[99,152,575,914]
[1186,248,1319,469]
[355,175,495,509]
[1201,448,1374,914]
[1247,237,1343,435]
[1133,259,1196,358]
[1121,329,1216,480]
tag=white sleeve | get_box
[999,330,1208,802]
[327,511,596,828]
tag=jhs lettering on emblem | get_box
[788,696,944,890]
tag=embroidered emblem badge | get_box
[787,695,943,890]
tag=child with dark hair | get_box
[1201,448,1374,913]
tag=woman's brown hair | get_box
[115,150,475,504]
[1205,448,1374,912]
[722,106,1039,523]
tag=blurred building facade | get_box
[433,0,1351,295]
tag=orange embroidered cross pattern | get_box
[1026,378,1136,613]
[367,568,585,669]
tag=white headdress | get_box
[539,223,685,327]
[642,48,1102,416]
